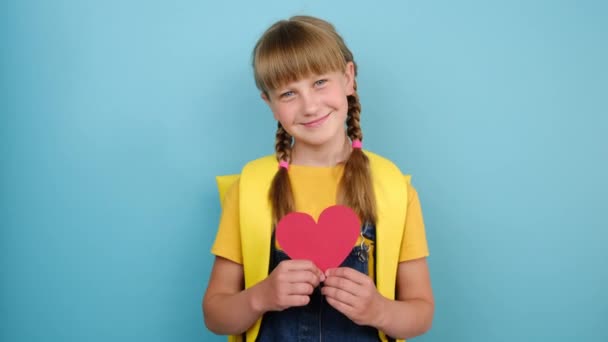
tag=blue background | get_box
[2,0,607,341]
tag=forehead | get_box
[253,24,346,92]
[275,71,328,87]
[262,63,343,91]
[269,70,345,93]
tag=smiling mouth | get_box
[302,113,331,127]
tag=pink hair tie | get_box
[352,139,363,149]
[278,160,289,170]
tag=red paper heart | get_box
[276,205,361,272]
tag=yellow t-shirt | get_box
[211,163,429,272]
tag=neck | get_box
[291,134,352,167]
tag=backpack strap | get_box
[366,152,409,342]
[238,155,276,341]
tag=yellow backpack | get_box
[216,151,410,342]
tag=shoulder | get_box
[365,150,415,207]
[239,155,277,196]
[216,155,276,203]
[364,150,411,183]
[241,154,277,174]
[364,150,399,170]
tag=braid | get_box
[269,122,295,224]
[275,122,293,163]
[340,80,377,224]
[346,80,363,141]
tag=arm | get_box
[202,256,260,335]
[205,180,324,334]
[377,181,433,337]
[374,257,434,338]
[203,256,324,335]
[322,257,434,339]
[204,180,267,334]
[323,180,433,338]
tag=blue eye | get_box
[280,91,295,98]
[315,79,328,86]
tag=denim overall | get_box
[256,223,383,342]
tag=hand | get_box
[321,267,386,326]
[255,260,325,312]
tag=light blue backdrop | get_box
[2,0,607,341]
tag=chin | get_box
[297,134,341,148]
[292,123,344,147]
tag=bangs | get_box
[253,21,346,92]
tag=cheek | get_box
[329,91,350,112]
[272,105,294,122]
[269,101,284,117]
[346,83,355,96]
[273,102,298,121]
[329,87,349,102]
[270,107,281,121]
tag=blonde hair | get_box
[252,16,377,225]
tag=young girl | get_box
[203,15,433,342]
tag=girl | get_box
[203,15,433,342]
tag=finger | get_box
[283,259,321,273]
[284,294,310,308]
[325,267,366,285]
[288,282,314,295]
[316,267,326,282]
[322,274,360,296]
[324,295,354,317]
[321,285,357,306]
[294,260,325,281]
[285,270,321,287]
[281,259,316,271]
[284,260,325,282]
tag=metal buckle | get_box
[357,231,370,262]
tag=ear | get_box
[261,92,280,121]
[344,61,356,96]
[261,91,271,105]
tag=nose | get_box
[301,90,320,116]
